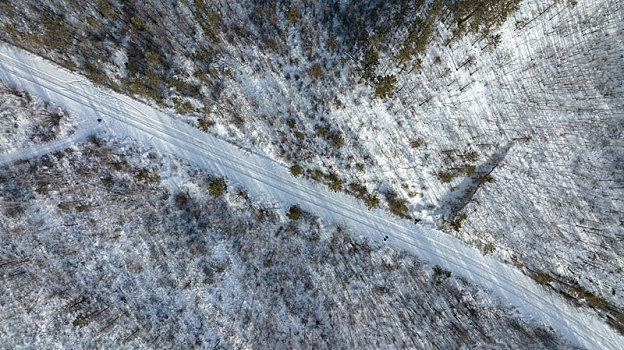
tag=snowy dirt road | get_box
[0,43,622,349]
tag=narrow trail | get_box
[0,43,621,349]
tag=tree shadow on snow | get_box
[434,141,514,220]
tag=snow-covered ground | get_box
[0,135,577,349]
[203,0,624,329]
[150,0,622,324]
[442,0,624,312]
[0,42,622,348]
[1,2,620,322]
[0,80,81,154]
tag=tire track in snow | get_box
[0,43,622,350]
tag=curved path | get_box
[0,43,621,349]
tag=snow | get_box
[0,136,575,348]
[0,40,622,349]
[0,81,83,154]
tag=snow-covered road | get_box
[0,43,621,349]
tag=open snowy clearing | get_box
[0,43,622,349]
